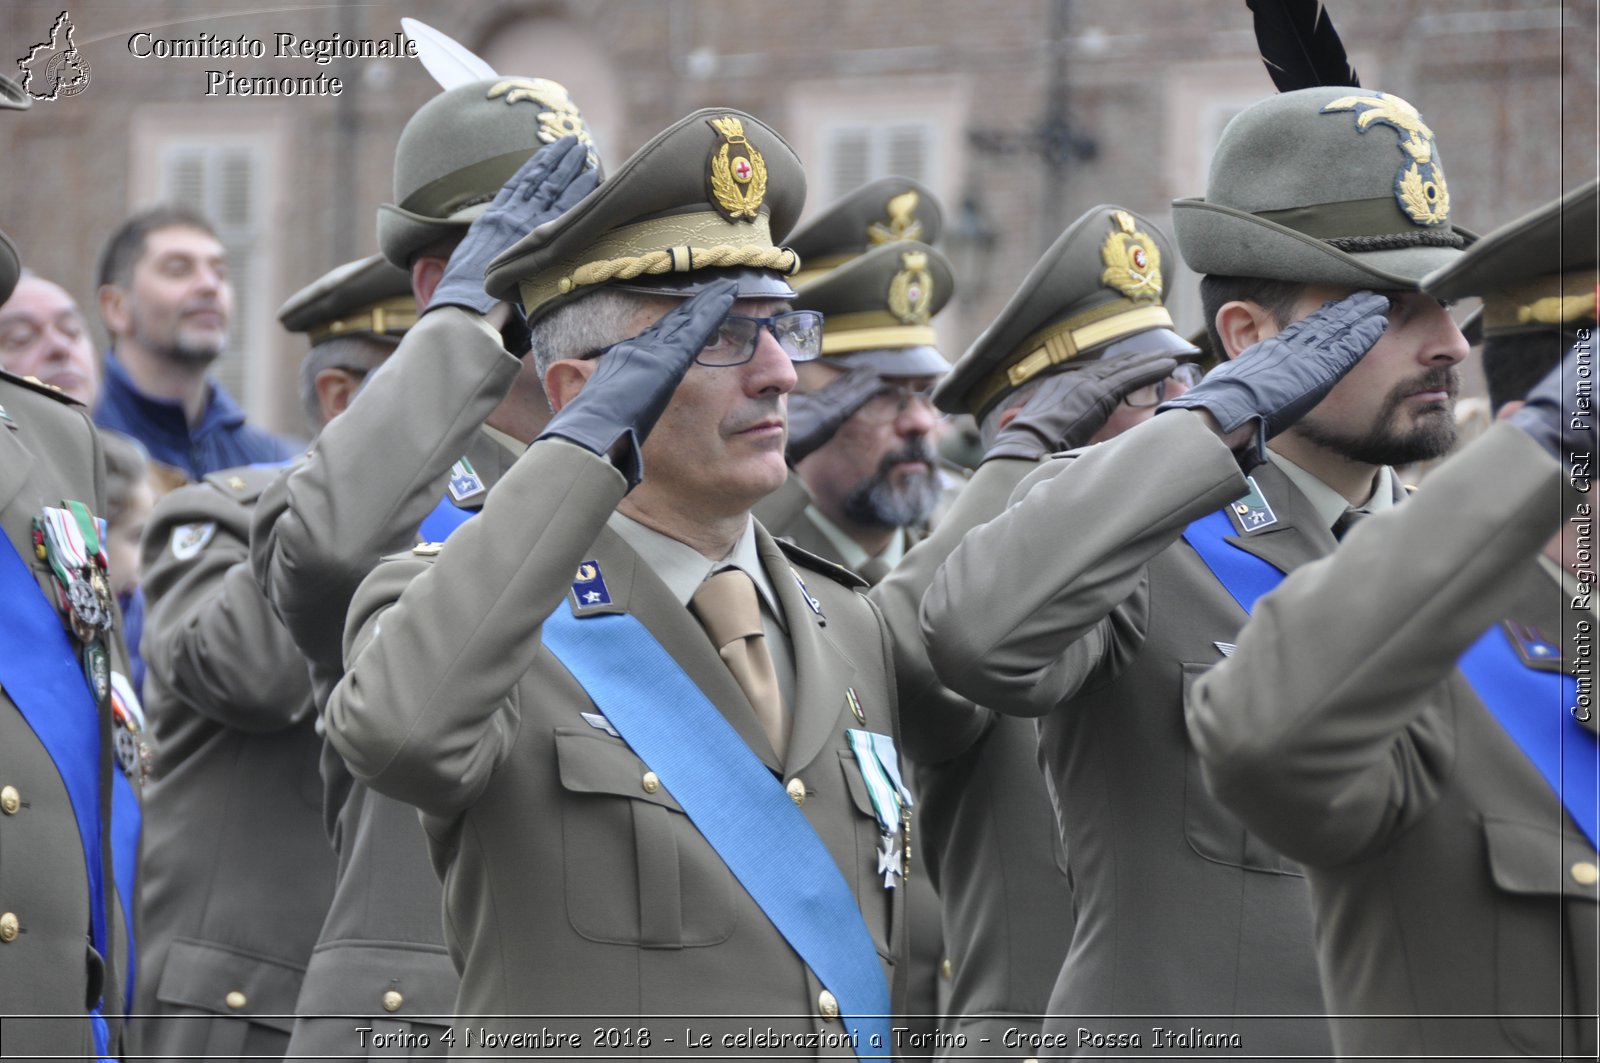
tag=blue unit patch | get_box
[571,560,612,609]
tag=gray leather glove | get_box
[1158,291,1389,468]
[427,136,599,319]
[984,349,1182,463]
[537,280,738,487]
[1509,344,1594,463]
[785,367,887,465]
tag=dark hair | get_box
[99,429,150,525]
[96,205,221,290]
[1483,328,1585,413]
[1197,274,1308,358]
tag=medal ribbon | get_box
[846,729,913,836]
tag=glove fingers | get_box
[529,138,593,208]
[508,136,579,206]
[652,279,740,352]
[552,169,601,215]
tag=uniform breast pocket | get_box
[554,729,738,948]
[1483,817,1599,1058]
[1179,661,1303,876]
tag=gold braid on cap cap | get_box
[519,211,800,315]
[1482,271,1599,332]
[306,297,418,343]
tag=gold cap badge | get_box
[1100,210,1163,301]
[887,250,935,324]
[868,189,924,245]
[708,115,767,222]
[1321,92,1450,226]
[486,77,594,157]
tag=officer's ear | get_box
[1214,301,1283,360]
[314,368,365,424]
[410,256,448,308]
[545,358,596,413]
[97,284,131,338]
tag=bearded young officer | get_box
[324,109,912,1058]
[1186,180,1599,1061]
[922,85,1471,1057]
[132,255,409,1058]
[246,77,599,1056]
[0,86,142,1055]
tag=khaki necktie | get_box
[689,568,790,761]
[1332,508,1369,541]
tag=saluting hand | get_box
[427,136,600,321]
[985,348,1183,463]
[1158,291,1389,468]
[537,279,739,487]
[785,368,887,466]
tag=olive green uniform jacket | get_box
[0,371,131,1058]
[249,308,521,1055]
[326,439,907,1055]
[923,411,1341,1056]
[1187,421,1598,1060]
[134,464,336,1059]
[873,457,1075,1057]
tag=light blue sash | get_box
[0,535,116,1060]
[1185,504,1597,849]
[542,601,892,1060]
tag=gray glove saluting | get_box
[985,348,1183,463]
[1158,290,1389,467]
[537,279,739,487]
[1510,344,1595,463]
[785,367,886,466]
[427,136,600,319]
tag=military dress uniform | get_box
[1,193,139,1059]
[322,106,911,1058]
[876,205,1199,1058]
[132,255,411,1060]
[1187,180,1600,1061]
[247,80,595,1057]
[922,85,1474,1057]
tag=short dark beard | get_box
[1295,366,1461,466]
[841,437,941,529]
[166,334,224,368]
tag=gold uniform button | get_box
[641,771,660,794]
[0,785,19,814]
[224,990,247,1010]
[786,778,806,805]
[817,989,839,1020]
[226,476,247,492]
[940,957,952,981]
[0,912,18,942]
[382,989,404,1012]
[1572,861,1599,886]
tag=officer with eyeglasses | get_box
[752,180,959,589]
[322,108,917,1051]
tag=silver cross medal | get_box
[877,833,902,889]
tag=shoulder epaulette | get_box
[775,538,870,590]
[200,464,286,504]
[0,368,82,405]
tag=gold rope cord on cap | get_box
[821,325,939,356]
[305,298,418,343]
[966,303,1175,416]
[1482,271,1599,331]
[519,211,801,313]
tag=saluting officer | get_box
[325,108,913,1057]
[1188,180,1599,1061]
[1,74,140,1058]
[875,204,1200,1056]
[247,80,597,1057]
[923,85,1471,1056]
[134,254,410,1059]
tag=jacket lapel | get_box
[758,527,858,775]
[580,525,785,775]
[1220,461,1337,576]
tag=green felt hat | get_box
[485,108,805,323]
[378,77,594,268]
[0,73,29,111]
[1424,178,1597,336]
[1173,86,1472,290]
[936,205,1197,419]
[279,254,417,342]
